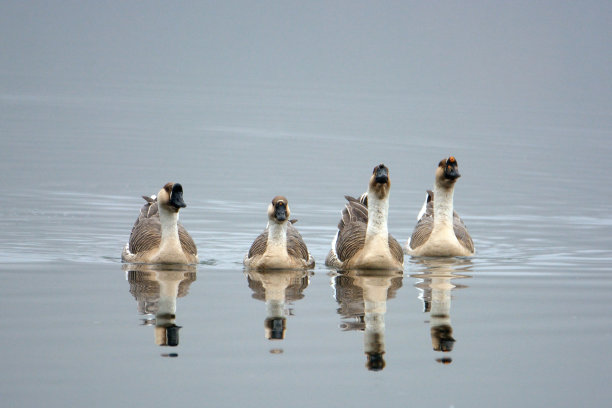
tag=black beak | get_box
[275,203,287,222]
[170,183,187,209]
[374,164,389,184]
[445,164,461,180]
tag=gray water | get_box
[1,2,611,407]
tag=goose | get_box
[122,182,198,264]
[405,156,474,257]
[244,196,315,270]
[325,164,404,271]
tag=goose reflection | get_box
[124,263,197,355]
[245,269,310,352]
[332,270,403,371]
[410,258,471,363]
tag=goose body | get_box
[326,164,404,271]
[244,196,315,270]
[122,182,198,264]
[405,157,474,257]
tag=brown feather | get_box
[338,195,368,229]
[336,221,366,262]
[388,235,404,263]
[286,222,311,261]
[453,215,474,253]
[408,204,434,250]
[178,225,198,256]
[247,231,268,258]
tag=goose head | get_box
[157,182,187,213]
[435,156,461,189]
[267,196,290,225]
[369,164,391,200]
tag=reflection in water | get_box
[124,264,197,355]
[245,269,310,353]
[332,270,403,371]
[410,258,471,364]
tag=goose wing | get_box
[337,195,368,230]
[248,230,268,258]
[453,213,474,254]
[178,225,198,256]
[408,191,434,250]
[287,222,311,262]
[335,196,368,262]
[128,198,162,254]
[388,235,404,263]
[336,221,367,262]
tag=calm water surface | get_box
[2,76,611,408]
[2,3,612,407]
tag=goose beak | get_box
[445,166,461,180]
[444,157,461,180]
[274,202,287,222]
[170,183,187,209]
[374,164,389,184]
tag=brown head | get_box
[267,196,291,224]
[435,156,461,188]
[157,182,187,213]
[369,163,391,200]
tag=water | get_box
[1,3,611,407]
